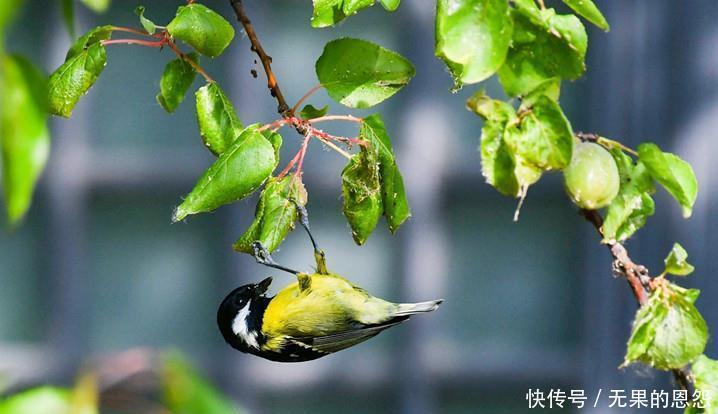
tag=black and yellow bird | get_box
[217,208,442,362]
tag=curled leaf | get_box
[173,125,278,221]
[664,243,694,276]
[134,6,157,35]
[195,82,243,155]
[167,3,235,58]
[342,144,383,245]
[234,176,308,254]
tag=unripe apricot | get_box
[563,141,620,210]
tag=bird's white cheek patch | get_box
[232,300,260,350]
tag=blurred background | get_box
[1,0,717,412]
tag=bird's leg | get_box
[294,202,329,274]
[252,242,300,275]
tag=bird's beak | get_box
[254,277,273,294]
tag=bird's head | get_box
[217,276,273,353]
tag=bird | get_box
[217,206,442,362]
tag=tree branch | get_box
[579,209,695,393]
[229,0,293,118]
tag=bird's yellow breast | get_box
[261,273,394,341]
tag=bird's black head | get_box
[217,276,273,354]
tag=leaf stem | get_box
[291,83,324,114]
[166,40,214,83]
[110,26,161,38]
[100,38,166,48]
[307,115,364,124]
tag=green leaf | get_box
[498,9,587,96]
[342,144,383,245]
[311,0,381,28]
[65,25,112,61]
[162,351,240,414]
[1,55,50,225]
[79,0,109,13]
[173,125,277,221]
[602,149,655,242]
[520,77,561,106]
[0,387,70,414]
[167,3,235,58]
[61,0,75,38]
[467,90,521,196]
[379,0,400,11]
[504,95,573,170]
[624,282,708,370]
[664,243,695,276]
[360,114,410,232]
[638,143,698,218]
[299,104,328,120]
[48,42,106,118]
[692,355,718,413]
[195,82,243,155]
[157,53,199,113]
[435,0,513,87]
[134,6,156,35]
[561,0,609,31]
[316,38,415,108]
[233,176,308,254]
[0,0,24,33]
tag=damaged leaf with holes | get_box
[435,0,513,87]
[498,3,587,96]
[158,53,199,113]
[234,176,308,254]
[624,282,708,370]
[167,3,235,58]
[360,114,410,232]
[173,125,279,222]
[342,144,383,245]
[48,27,111,117]
[195,82,243,155]
[316,38,415,108]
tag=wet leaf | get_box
[65,25,112,60]
[195,82,243,155]
[435,0,513,87]
[316,38,415,108]
[157,53,199,113]
[311,0,379,28]
[342,144,383,245]
[167,3,235,58]
[638,143,698,218]
[1,55,50,225]
[379,0,400,11]
[49,36,108,117]
[173,125,277,221]
[234,176,308,254]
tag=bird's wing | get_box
[290,317,408,354]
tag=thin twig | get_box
[308,115,364,124]
[230,0,292,117]
[166,40,214,82]
[579,209,695,392]
[291,83,324,114]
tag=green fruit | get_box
[563,141,620,209]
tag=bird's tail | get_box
[394,299,443,316]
